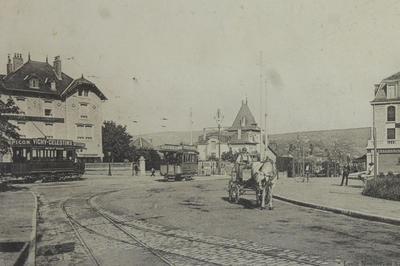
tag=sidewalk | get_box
[0,188,36,266]
[274,177,400,224]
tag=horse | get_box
[251,158,277,210]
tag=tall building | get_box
[367,71,400,173]
[0,53,107,162]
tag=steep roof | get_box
[230,101,259,130]
[0,59,106,100]
[61,76,107,100]
[383,71,400,81]
[130,137,154,149]
[1,60,73,96]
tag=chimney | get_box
[6,54,12,74]
[203,128,206,141]
[13,53,23,71]
[53,56,62,80]
[238,128,242,140]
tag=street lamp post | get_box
[107,151,112,176]
[214,109,224,175]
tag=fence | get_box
[85,162,134,176]
[197,161,233,176]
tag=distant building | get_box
[130,137,154,150]
[0,53,107,162]
[197,99,276,162]
[367,71,400,173]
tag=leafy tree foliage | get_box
[102,121,135,162]
[0,97,20,154]
[132,148,161,170]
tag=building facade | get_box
[367,71,400,173]
[0,53,107,162]
[197,100,276,162]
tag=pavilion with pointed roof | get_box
[197,99,276,162]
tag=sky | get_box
[1,0,400,135]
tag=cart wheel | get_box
[228,181,233,202]
[256,189,261,206]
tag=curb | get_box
[273,194,400,226]
[26,191,38,266]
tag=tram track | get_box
[60,189,332,266]
[60,200,101,266]
[60,191,176,266]
[88,191,329,266]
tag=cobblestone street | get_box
[26,175,400,265]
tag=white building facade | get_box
[367,71,400,173]
[0,53,107,162]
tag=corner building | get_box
[0,53,107,162]
[367,71,400,173]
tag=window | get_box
[77,124,85,140]
[78,89,89,97]
[387,106,396,122]
[241,117,246,126]
[387,128,396,140]
[17,121,26,125]
[76,124,93,140]
[85,125,93,140]
[387,85,396,99]
[29,78,39,89]
[44,109,52,117]
[50,81,56,91]
[80,103,88,118]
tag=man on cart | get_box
[235,147,253,182]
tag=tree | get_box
[132,148,161,170]
[221,148,236,162]
[102,121,135,162]
[0,97,20,155]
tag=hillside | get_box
[138,127,371,157]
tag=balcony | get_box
[367,139,400,149]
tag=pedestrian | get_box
[303,163,310,183]
[151,167,156,176]
[134,164,139,176]
[340,164,350,186]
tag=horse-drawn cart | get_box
[227,159,276,209]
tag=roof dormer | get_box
[28,76,40,89]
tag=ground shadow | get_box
[0,184,29,193]
[221,196,258,209]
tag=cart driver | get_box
[236,147,253,181]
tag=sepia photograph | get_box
[1,0,400,265]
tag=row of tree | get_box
[102,121,161,169]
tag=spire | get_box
[28,52,31,61]
[46,55,48,63]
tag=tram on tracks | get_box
[159,144,198,181]
[0,138,85,183]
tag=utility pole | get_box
[264,79,268,161]
[214,109,224,175]
[259,51,264,160]
[190,108,193,145]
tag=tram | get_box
[159,144,198,181]
[0,138,85,183]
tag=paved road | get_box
[30,175,400,265]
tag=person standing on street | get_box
[151,167,156,176]
[340,164,350,186]
[303,163,310,183]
